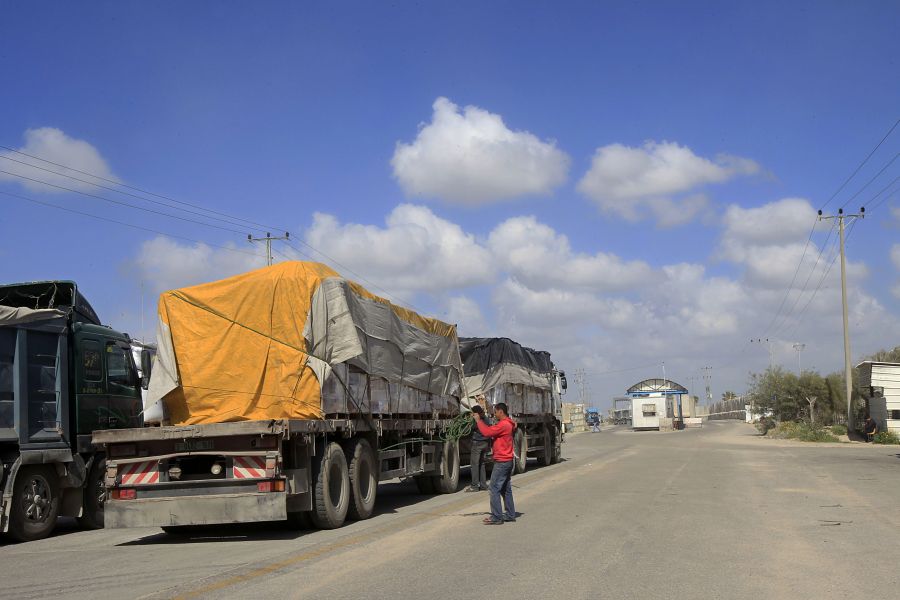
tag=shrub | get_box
[770,421,839,443]
[830,424,848,436]
[872,430,900,445]
[756,417,776,435]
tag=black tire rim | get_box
[22,474,53,523]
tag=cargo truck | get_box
[0,281,149,541]
[95,262,469,532]
[458,337,566,473]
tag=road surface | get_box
[2,421,898,599]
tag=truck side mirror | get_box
[140,349,153,390]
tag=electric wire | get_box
[0,154,269,233]
[1,145,423,313]
[0,169,250,235]
[761,116,899,339]
[861,174,900,213]
[770,221,838,334]
[820,116,900,211]
[0,189,266,259]
[0,143,279,231]
[838,152,900,210]
[780,219,859,337]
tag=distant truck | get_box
[458,337,566,471]
[95,262,470,532]
[0,281,149,541]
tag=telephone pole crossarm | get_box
[248,231,291,266]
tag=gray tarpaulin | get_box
[0,305,66,326]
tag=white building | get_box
[857,361,900,434]
[630,393,674,430]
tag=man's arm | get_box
[475,418,508,438]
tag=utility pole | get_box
[248,231,290,266]
[792,343,806,377]
[751,338,775,370]
[818,207,864,430]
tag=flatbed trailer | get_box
[95,415,464,530]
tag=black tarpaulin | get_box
[459,337,553,377]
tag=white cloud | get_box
[716,197,870,290]
[119,203,900,410]
[391,97,570,205]
[443,296,491,337]
[130,236,265,294]
[577,140,759,226]
[722,197,818,245]
[304,204,494,295]
[488,215,653,291]
[0,127,118,193]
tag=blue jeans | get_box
[488,460,515,521]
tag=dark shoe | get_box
[483,518,504,525]
[502,516,516,522]
[465,486,480,493]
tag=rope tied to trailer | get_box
[441,412,475,441]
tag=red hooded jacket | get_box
[475,416,517,462]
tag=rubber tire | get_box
[414,474,436,494]
[310,442,350,529]
[550,427,562,464]
[77,458,106,530]
[539,426,552,467]
[344,438,378,520]
[432,440,460,494]
[513,429,528,474]
[8,466,61,542]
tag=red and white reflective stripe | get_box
[119,460,159,485]
[233,456,266,479]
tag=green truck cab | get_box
[0,281,146,541]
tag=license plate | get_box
[175,440,214,452]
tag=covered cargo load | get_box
[459,337,553,415]
[146,261,464,425]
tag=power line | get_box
[0,168,249,235]
[762,116,898,337]
[861,173,900,213]
[1,144,426,313]
[820,116,900,211]
[0,189,266,259]
[838,151,899,210]
[0,143,279,231]
[0,153,268,233]
[770,221,838,335]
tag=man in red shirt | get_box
[472,402,517,524]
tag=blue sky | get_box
[2,1,899,409]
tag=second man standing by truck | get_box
[472,403,517,524]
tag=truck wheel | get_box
[513,429,528,474]
[550,427,562,464]
[432,440,460,494]
[310,442,350,529]
[345,438,378,520]
[539,427,552,467]
[77,458,106,530]
[8,466,60,542]
[414,474,435,494]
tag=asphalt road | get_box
[2,421,899,599]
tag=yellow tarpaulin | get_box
[150,261,461,425]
